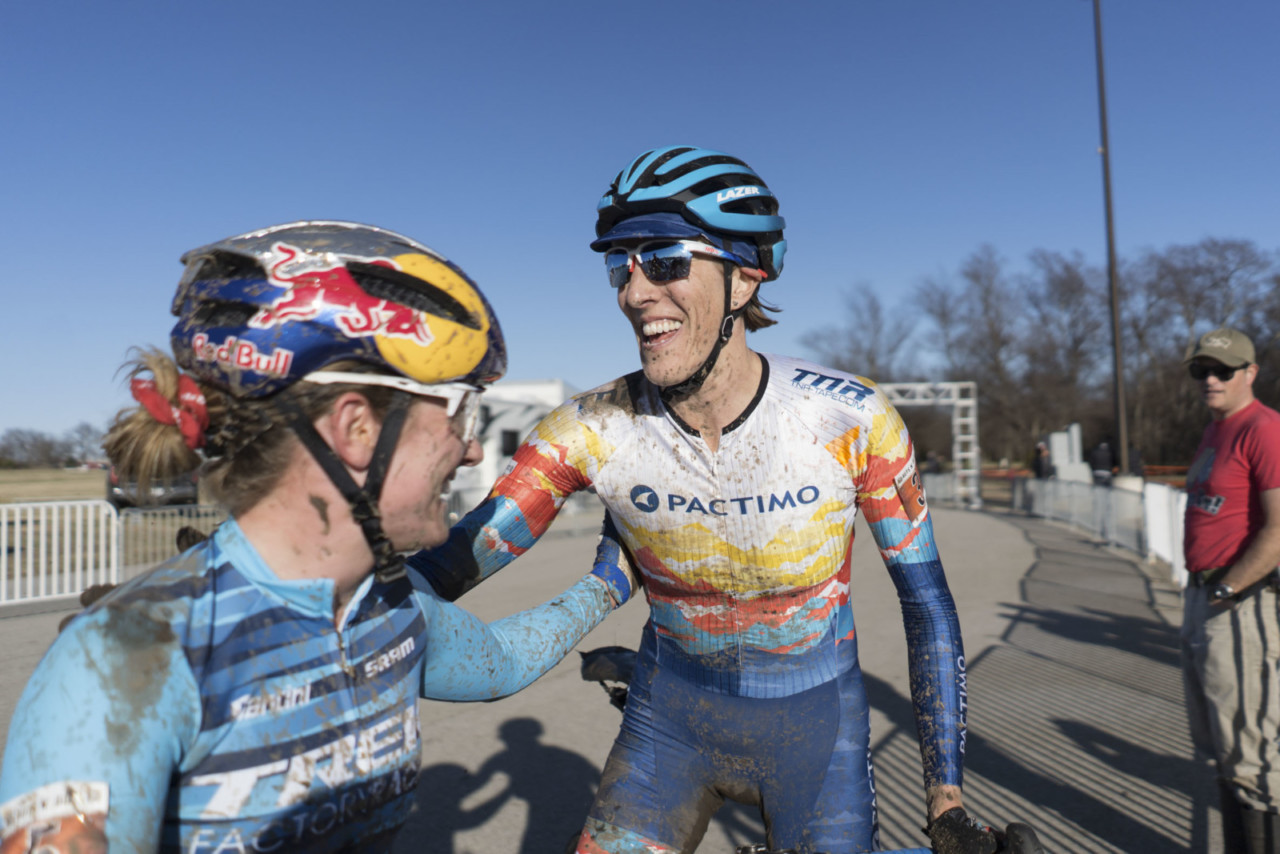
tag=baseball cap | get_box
[1183,327,1255,367]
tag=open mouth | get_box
[641,319,682,347]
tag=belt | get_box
[1188,567,1280,589]
[1188,567,1230,588]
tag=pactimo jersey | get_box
[411,353,967,790]
[0,519,613,852]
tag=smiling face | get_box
[377,397,482,550]
[614,250,731,388]
[1192,357,1257,420]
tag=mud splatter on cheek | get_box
[310,494,331,534]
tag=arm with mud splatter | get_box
[855,398,967,823]
[407,398,619,602]
[0,604,199,851]
[415,569,617,700]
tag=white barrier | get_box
[0,501,236,606]
[1007,476,1186,588]
[1,500,120,604]
[118,505,227,577]
[2,491,600,607]
[1143,482,1188,588]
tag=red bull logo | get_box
[247,242,434,346]
[192,333,294,377]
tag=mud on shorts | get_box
[578,640,879,854]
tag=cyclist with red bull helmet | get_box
[0,222,635,853]
[409,148,1044,854]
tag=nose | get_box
[619,264,663,308]
[461,436,484,466]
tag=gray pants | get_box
[1181,584,1280,815]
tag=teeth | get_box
[642,319,682,337]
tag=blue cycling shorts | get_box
[581,630,880,854]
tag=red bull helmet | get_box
[170,220,507,398]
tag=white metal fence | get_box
[1,501,228,606]
[3,491,606,607]
[924,473,1190,589]
[1010,478,1147,556]
[118,505,227,574]
[1,501,119,604]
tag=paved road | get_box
[0,507,1213,852]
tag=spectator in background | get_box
[1089,440,1114,486]
[1179,327,1280,853]
[1127,444,1144,478]
[926,449,943,474]
[1031,442,1052,479]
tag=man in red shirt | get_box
[1180,327,1280,853]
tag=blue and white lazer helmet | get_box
[592,145,787,280]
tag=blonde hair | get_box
[104,349,395,517]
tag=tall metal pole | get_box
[1093,0,1129,476]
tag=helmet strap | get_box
[279,394,412,583]
[660,261,744,401]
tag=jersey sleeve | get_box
[406,398,605,601]
[855,393,967,790]
[414,573,615,700]
[0,604,201,851]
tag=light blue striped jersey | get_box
[0,519,613,851]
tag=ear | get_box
[730,266,764,312]
[312,391,380,472]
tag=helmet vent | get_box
[720,195,779,217]
[203,250,264,281]
[656,155,744,185]
[347,262,481,331]
[190,299,259,328]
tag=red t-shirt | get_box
[1184,399,1280,573]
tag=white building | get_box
[446,378,583,519]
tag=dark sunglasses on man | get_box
[1188,362,1248,382]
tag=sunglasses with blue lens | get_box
[604,240,752,289]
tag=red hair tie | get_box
[130,375,209,450]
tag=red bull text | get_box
[192,333,294,377]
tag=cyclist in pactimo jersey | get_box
[408,147,1000,854]
[0,222,636,853]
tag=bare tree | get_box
[805,289,918,381]
[65,422,106,463]
[0,429,72,468]
[804,237,1279,468]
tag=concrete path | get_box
[0,507,1212,853]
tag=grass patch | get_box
[0,469,107,503]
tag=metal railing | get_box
[1,500,119,604]
[2,490,606,607]
[119,505,227,578]
[1,501,233,606]
[1010,477,1146,555]
[1,483,619,607]
[925,472,1188,588]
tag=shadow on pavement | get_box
[867,514,1208,853]
[401,715,768,853]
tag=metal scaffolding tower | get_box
[879,381,981,508]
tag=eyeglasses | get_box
[604,240,753,289]
[1188,362,1248,382]
[304,371,484,444]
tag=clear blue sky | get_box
[2,0,1276,435]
